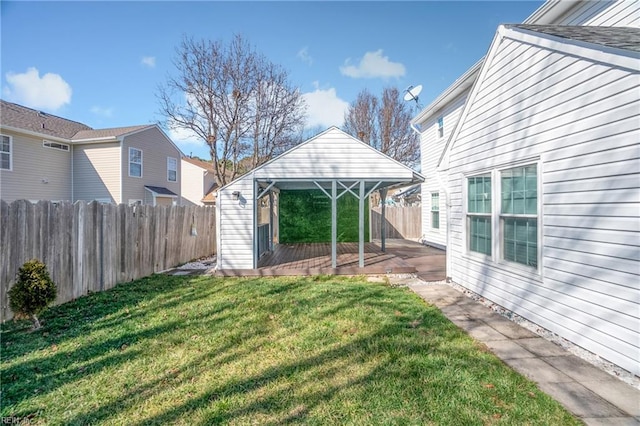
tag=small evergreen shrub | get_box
[8,259,57,329]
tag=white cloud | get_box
[90,105,114,117]
[302,82,349,128]
[141,56,156,68]
[167,124,204,148]
[340,50,406,79]
[297,47,313,66]
[3,67,72,111]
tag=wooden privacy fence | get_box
[370,206,421,239]
[1,200,216,321]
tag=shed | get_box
[216,127,424,271]
[441,25,640,375]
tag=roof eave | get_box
[412,59,483,126]
[0,125,72,143]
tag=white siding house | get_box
[217,127,423,270]
[441,25,640,375]
[412,0,639,250]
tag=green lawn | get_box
[1,274,579,425]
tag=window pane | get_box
[1,153,9,170]
[130,149,141,163]
[431,192,439,211]
[469,216,491,255]
[1,136,10,153]
[168,169,177,182]
[503,218,537,267]
[432,211,440,229]
[468,175,491,214]
[130,163,141,177]
[502,165,536,215]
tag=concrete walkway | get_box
[406,282,640,426]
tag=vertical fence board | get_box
[1,201,216,320]
[370,206,422,240]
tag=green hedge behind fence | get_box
[279,190,369,243]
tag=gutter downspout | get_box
[71,145,74,202]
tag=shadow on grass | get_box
[2,274,577,425]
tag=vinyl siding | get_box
[121,127,181,205]
[555,0,639,26]
[217,177,254,269]
[181,160,205,206]
[419,94,467,248]
[0,130,72,202]
[254,128,415,181]
[447,34,640,375]
[73,142,121,203]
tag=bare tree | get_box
[157,34,305,185]
[343,87,419,166]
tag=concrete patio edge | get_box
[403,280,640,425]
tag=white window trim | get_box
[43,140,70,152]
[463,161,542,275]
[437,117,444,139]
[464,171,494,261]
[1,134,12,171]
[431,191,440,229]
[496,161,542,273]
[167,156,178,182]
[128,199,143,206]
[129,147,143,178]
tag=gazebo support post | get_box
[253,179,258,269]
[359,180,365,267]
[380,188,388,252]
[269,191,274,251]
[331,180,337,268]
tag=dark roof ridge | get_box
[0,99,92,129]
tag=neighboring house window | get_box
[431,192,440,229]
[167,157,177,182]
[437,116,444,138]
[467,174,492,255]
[43,140,70,151]
[1,134,11,170]
[501,165,538,267]
[128,199,142,206]
[129,148,142,177]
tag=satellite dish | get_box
[403,84,423,103]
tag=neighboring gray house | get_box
[412,0,639,250]
[0,100,182,205]
[216,127,423,271]
[441,25,639,376]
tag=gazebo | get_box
[215,127,424,272]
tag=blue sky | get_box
[1,1,542,159]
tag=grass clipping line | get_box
[1,274,580,425]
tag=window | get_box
[501,165,538,267]
[437,116,444,138]
[128,199,142,206]
[431,192,440,229]
[43,140,70,151]
[129,148,142,177]
[167,157,177,182]
[467,174,492,255]
[1,134,11,170]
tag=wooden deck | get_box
[215,239,446,280]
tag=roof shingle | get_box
[72,125,153,140]
[511,25,640,53]
[0,100,91,139]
